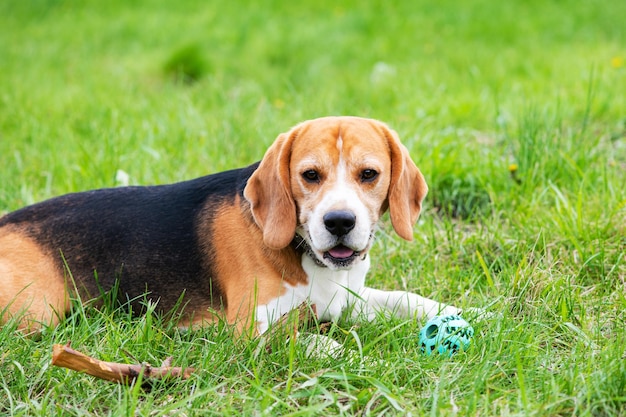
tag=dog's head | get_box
[244,116,428,270]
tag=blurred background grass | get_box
[1,0,624,206]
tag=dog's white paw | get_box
[297,333,376,366]
[297,333,346,359]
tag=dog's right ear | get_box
[244,128,300,250]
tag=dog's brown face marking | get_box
[289,118,392,268]
[290,119,392,222]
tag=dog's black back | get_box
[0,163,260,313]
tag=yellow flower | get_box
[611,56,624,69]
[509,163,521,184]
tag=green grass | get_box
[1,0,626,415]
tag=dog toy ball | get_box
[419,314,473,356]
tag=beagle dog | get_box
[0,116,459,335]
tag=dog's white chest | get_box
[255,254,370,334]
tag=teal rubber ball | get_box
[419,315,473,356]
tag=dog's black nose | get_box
[323,210,356,237]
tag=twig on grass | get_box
[51,342,195,384]
[51,302,322,383]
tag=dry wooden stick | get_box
[51,303,318,383]
[51,342,195,384]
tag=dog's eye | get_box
[360,169,378,182]
[302,170,321,183]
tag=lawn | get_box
[1,0,625,415]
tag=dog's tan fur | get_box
[0,229,69,330]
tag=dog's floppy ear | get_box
[382,125,428,241]
[244,128,299,249]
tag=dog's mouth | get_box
[323,244,360,266]
[293,232,368,269]
[325,244,356,259]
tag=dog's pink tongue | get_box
[328,245,355,259]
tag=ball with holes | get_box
[419,314,474,356]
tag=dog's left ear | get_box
[244,128,299,250]
[381,124,428,241]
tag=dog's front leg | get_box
[352,287,460,321]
